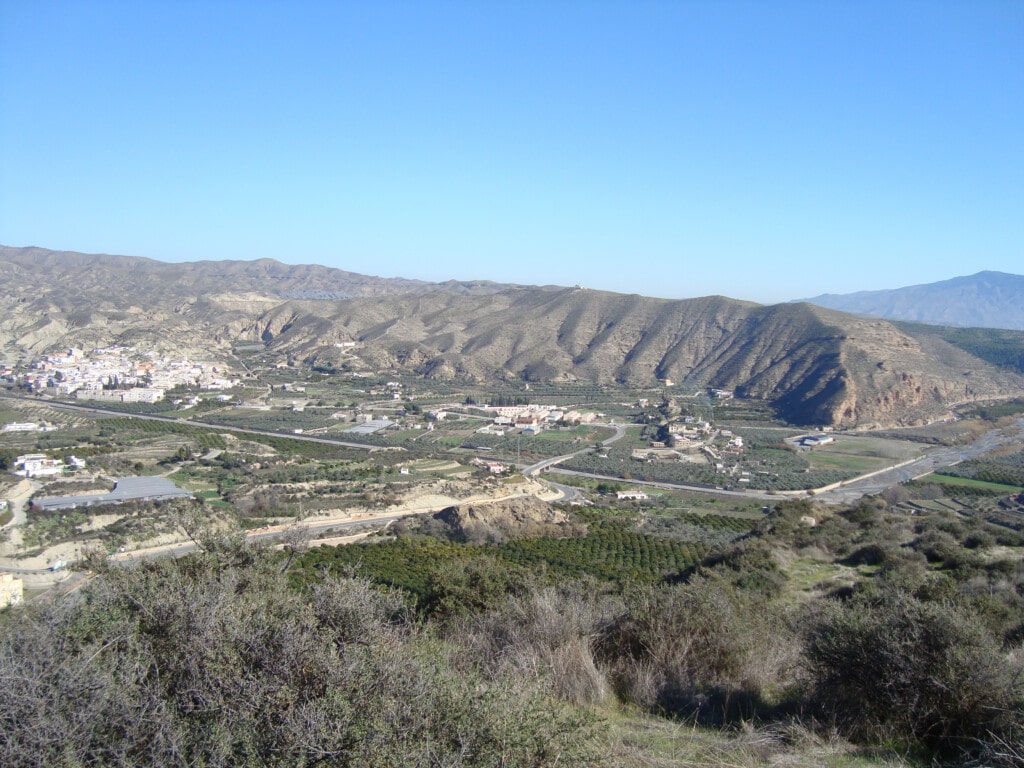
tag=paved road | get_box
[546,467,779,501]
[522,422,627,476]
[541,479,585,503]
[816,416,1024,505]
[0,394,389,452]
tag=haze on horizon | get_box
[1,1,1021,305]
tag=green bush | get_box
[0,543,606,767]
[420,555,533,621]
[803,589,1023,752]
[598,577,798,722]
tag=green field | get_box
[919,473,1023,493]
[805,435,922,474]
[531,425,616,442]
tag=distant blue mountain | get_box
[801,271,1024,330]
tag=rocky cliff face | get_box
[3,246,1022,428]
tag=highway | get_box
[0,394,389,452]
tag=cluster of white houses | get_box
[479,404,598,435]
[12,347,239,402]
[76,387,167,403]
[9,453,86,478]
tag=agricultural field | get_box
[562,440,852,491]
[293,511,714,599]
[933,446,1024,489]
[803,435,923,474]
[888,479,1024,537]
[871,417,994,446]
[559,426,933,492]
[917,473,1023,494]
[196,406,341,433]
[403,458,473,477]
[713,398,789,425]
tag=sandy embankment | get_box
[3,477,562,569]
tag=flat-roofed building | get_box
[33,476,192,512]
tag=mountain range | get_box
[2,245,1023,428]
[803,271,1024,330]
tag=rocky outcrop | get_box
[423,497,586,544]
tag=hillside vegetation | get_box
[893,321,1024,374]
[4,486,1023,767]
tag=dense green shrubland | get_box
[4,490,1023,765]
[0,541,603,767]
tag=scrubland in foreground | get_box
[2,492,1023,767]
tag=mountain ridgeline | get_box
[3,246,1023,428]
[804,271,1024,330]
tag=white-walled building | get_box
[12,454,64,478]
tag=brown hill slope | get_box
[0,245,534,301]
[254,288,1022,427]
[2,247,1022,427]
[0,245,545,358]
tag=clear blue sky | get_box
[1,1,1021,304]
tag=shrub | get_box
[0,542,606,767]
[686,538,788,598]
[419,555,533,621]
[598,577,799,722]
[456,583,616,706]
[963,530,996,549]
[803,589,1024,752]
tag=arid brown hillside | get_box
[2,246,1022,427]
[0,245,534,301]
[253,289,1022,427]
[0,245,544,359]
